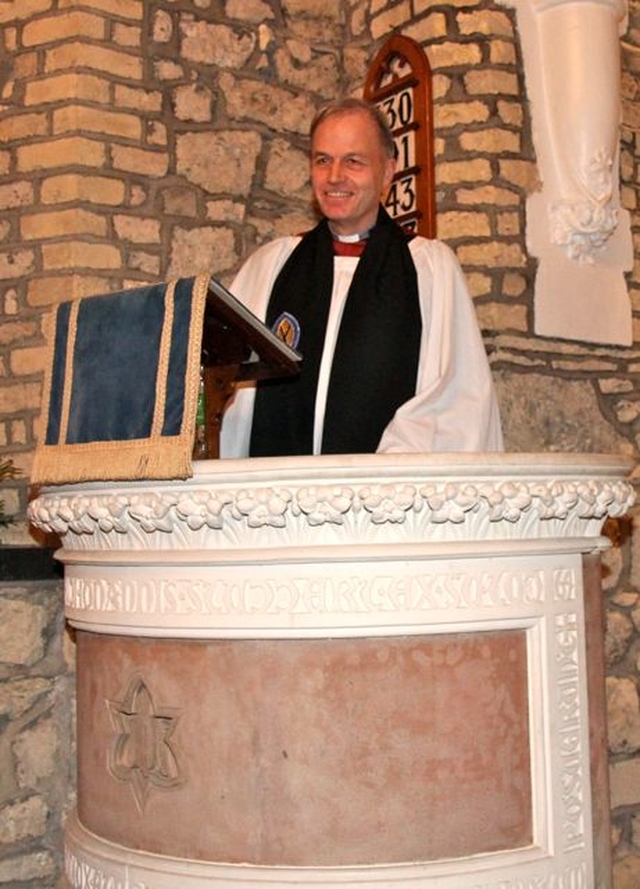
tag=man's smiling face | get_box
[310,108,396,237]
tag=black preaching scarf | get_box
[249,207,422,456]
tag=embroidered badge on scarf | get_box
[272,311,301,350]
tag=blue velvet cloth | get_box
[33,276,206,485]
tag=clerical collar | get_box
[329,225,372,243]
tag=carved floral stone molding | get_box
[550,188,618,265]
[29,464,635,551]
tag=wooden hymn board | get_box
[364,35,436,239]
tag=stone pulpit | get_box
[28,452,634,889]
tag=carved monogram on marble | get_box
[555,610,585,851]
[66,848,149,889]
[470,861,587,889]
[64,843,587,889]
[107,675,183,812]
[65,567,556,617]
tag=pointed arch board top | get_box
[364,35,436,239]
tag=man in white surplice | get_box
[220,98,503,458]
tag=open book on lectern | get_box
[205,277,302,381]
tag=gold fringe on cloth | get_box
[32,275,209,486]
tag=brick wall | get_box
[2,0,640,886]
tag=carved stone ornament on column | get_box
[498,0,633,346]
[107,674,183,814]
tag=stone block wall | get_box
[0,566,72,888]
[1,0,640,886]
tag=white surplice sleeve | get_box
[376,237,503,453]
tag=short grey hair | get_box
[310,98,395,159]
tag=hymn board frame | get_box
[364,35,436,239]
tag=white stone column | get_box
[499,0,633,346]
